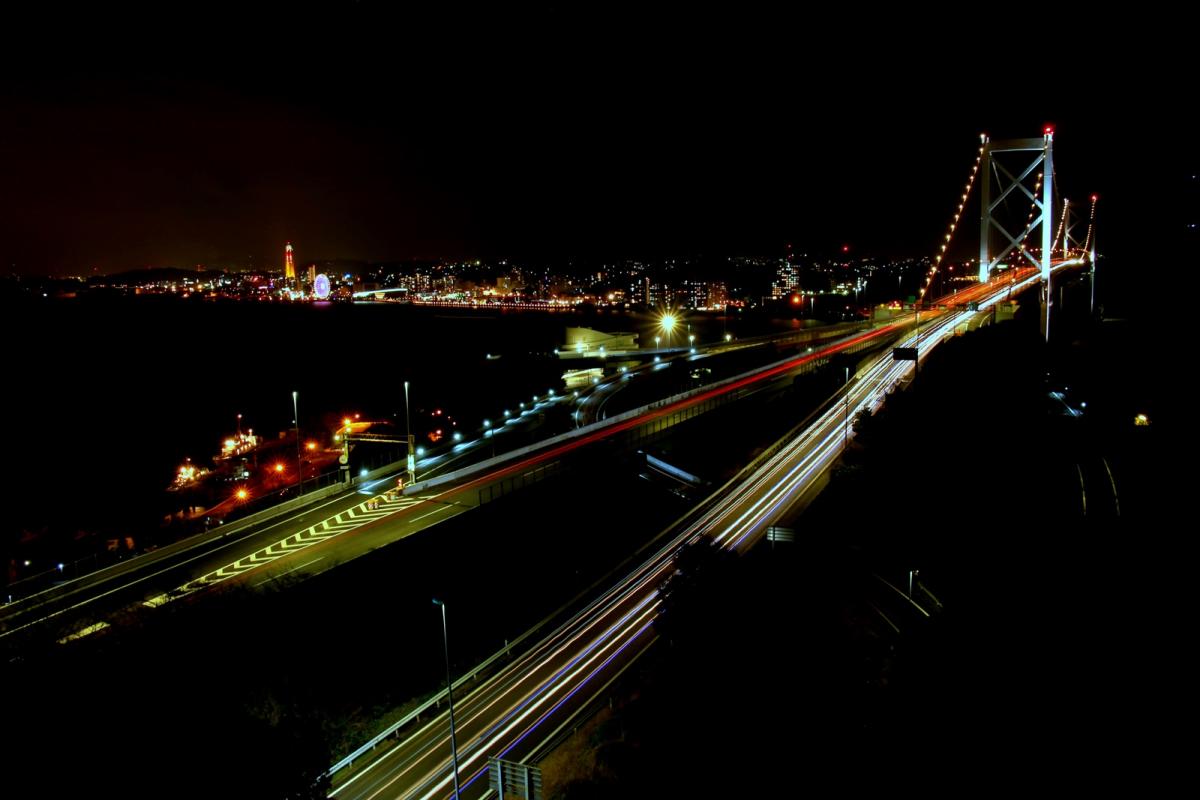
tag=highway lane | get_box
[0,479,418,642]
[328,271,1044,799]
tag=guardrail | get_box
[324,577,577,779]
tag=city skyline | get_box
[3,6,1190,280]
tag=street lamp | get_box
[292,391,303,494]
[432,598,461,799]
[658,311,677,347]
[844,366,850,448]
[404,381,415,486]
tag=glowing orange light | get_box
[274,463,285,473]
[236,488,249,500]
[306,441,317,451]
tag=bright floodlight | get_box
[660,313,677,334]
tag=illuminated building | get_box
[772,259,799,298]
[284,241,296,286]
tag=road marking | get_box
[1076,463,1087,516]
[157,492,423,602]
[57,620,110,644]
[1102,457,1121,517]
[412,505,453,523]
[254,557,325,587]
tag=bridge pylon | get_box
[978,130,1055,284]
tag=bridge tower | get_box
[978,129,1055,283]
[978,129,1055,338]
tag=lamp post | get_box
[404,381,416,486]
[432,598,461,799]
[844,366,850,448]
[292,391,303,494]
[658,311,677,348]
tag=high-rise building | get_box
[772,243,800,298]
[772,260,799,298]
[706,281,728,310]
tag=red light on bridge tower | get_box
[1043,125,1055,137]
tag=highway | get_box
[327,269,1046,799]
[1,319,904,646]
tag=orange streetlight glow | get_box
[274,463,285,473]
[236,488,249,500]
[306,441,317,451]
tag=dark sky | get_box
[1,3,1192,275]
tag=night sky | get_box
[2,4,1192,275]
